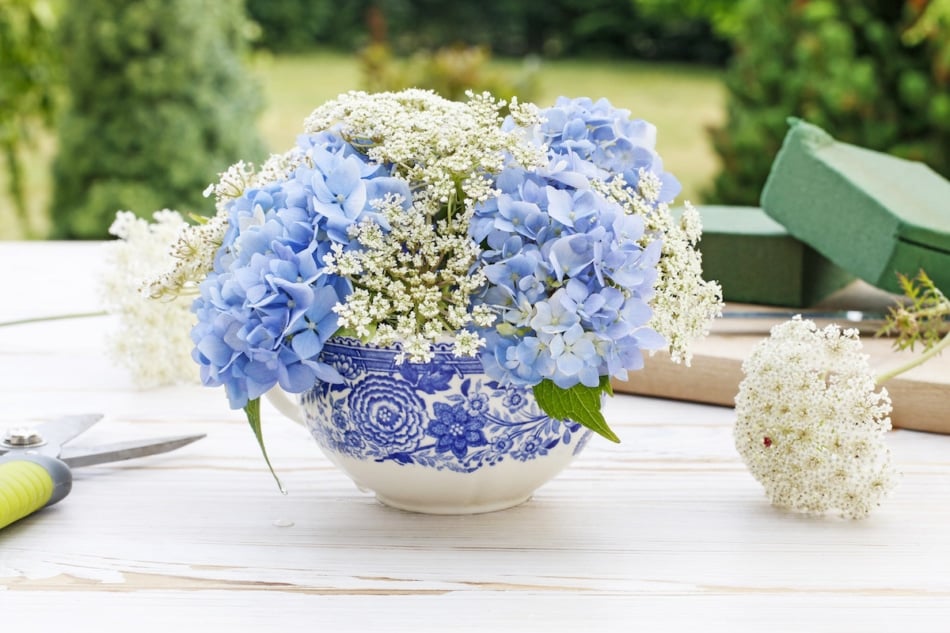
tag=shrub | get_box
[50,0,265,238]
[360,43,538,103]
[708,0,950,205]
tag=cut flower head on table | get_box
[142,89,722,479]
[734,316,897,520]
[734,271,950,519]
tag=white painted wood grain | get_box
[2,242,950,633]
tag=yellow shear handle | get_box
[0,455,72,530]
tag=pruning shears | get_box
[0,414,204,530]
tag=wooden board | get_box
[614,304,950,434]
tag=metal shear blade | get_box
[0,413,205,466]
[59,434,205,468]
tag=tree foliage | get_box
[50,0,265,238]
[242,0,367,52]
[708,0,950,205]
[0,0,59,232]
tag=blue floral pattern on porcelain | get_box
[300,337,593,473]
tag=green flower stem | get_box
[875,329,950,386]
[243,397,286,494]
[0,311,108,328]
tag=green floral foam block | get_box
[696,205,853,307]
[761,119,950,296]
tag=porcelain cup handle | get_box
[265,387,306,426]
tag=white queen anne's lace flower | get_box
[102,211,197,387]
[734,316,898,519]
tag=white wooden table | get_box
[2,241,950,632]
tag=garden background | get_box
[1,0,947,239]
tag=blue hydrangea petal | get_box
[290,328,322,359]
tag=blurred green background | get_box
[2,0,947,239]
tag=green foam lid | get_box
[761,119,950,295]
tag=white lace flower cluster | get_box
[324,195,496,362]
[304,89,545,213]
[595,174,722,364]
[310,90,545,361]
[734,317,898,519]
[102,211,197,387]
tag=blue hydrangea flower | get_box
[191,133,413,410]
[546,322,600,388]
[539,96,682,203]
[470,96,669,391]
[479,332,549,387]
[191,241,347,408]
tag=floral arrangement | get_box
[140,89,721,473]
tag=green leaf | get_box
[243,397,285,493]
[533,377,620,443]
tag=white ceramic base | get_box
[375,492,533,515]
[322,450,573,515]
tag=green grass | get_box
[0,51,724,239]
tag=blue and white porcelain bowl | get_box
[297,337,593,514]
